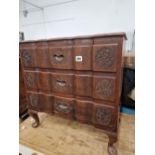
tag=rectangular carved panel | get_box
[24,71,39,90]
[20,42,36,68]
[93,103,116,132]
[93,75,116,101]
[93,44,118,72]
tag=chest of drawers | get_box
[20,33,126,155]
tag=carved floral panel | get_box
[96,107,112,126]
[25,72,37,89]
[94,77,115,101]
[22,50,32,66]
[93,44,117,72]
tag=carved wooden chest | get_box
[19,33,126,155]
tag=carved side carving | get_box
[95,79,113,98]
[23,50,32,65]
[96,108,112,126]
[95,47,114,68]
[54,102,73,113]
[29,95,39,107]
[25,73,36,88]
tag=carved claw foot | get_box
[108,135,117,155]
[29,110,40,128]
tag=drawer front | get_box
[48,46,73,69]
[93,103,116,131]
[93,44,118,72]
[75,74,92,97]
[27,92,53,113]
[75,100,93,124]
[24,71,39,90]
[20,43,36,68]
[51,73,74,95]
[93,75,116,101]
[54,96,75,119]
[74,46,92,70]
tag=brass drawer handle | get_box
[56,80,66,86]
[53,54,64,61]
[55,102,72,113]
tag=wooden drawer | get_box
[93,44,119,72]
[51,73,74,95]
[48,40,73,69]
[20,42,36,68]
[75,74,92,97]
[74,39,92,70]
[27,92,53,113]
[93,75,116,101]
[54,96,75,119]
[75,100,93,124]
[92,103,116,131]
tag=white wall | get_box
[19,0,135,51]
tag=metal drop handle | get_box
[53,54,64,61]
[56,80,66,86]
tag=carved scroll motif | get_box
[95,47,114,68]
[95,79,113,98]
[23,50,32,65]
[96,108,111,125]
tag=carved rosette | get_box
[23,50,32,65]
[29,95,39,107]
[95,47,114,68]
[96,108,112,126]
[95,79,113,99]
[54,102,73,113]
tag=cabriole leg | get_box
[108,135,117,155]
[28,110,40,128]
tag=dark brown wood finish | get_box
[20,33,126,155]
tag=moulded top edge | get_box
[19,32,127,44]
